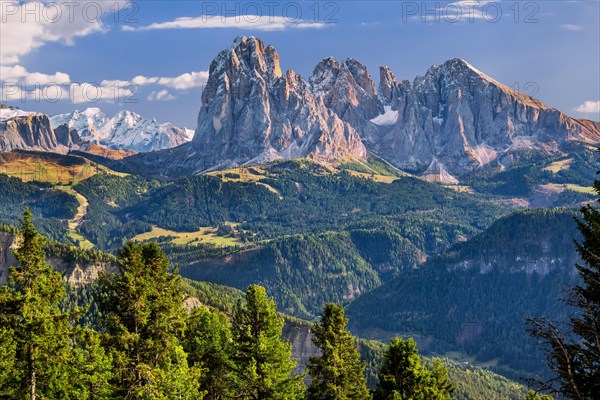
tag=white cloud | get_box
[0,66,206,104]
[132,71,209,90]
[147,89,176,101]
[124,15,326,32]
[0,1,129,65]
[576,100,600,113]
[158,71,209,90]
[0,64,70,85]
[560,24,584,31]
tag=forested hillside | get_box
[346,208,581,380]
[0,211,537,399]
[0,155,593,388]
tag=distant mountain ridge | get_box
[0,104,193,154]
[50,108,193,152]
[121,36,600,180]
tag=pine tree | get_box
[427,359,454,399]
[0,327,16,396]
[231,285,305,400]
[0,208,74,399]
[527,179,600,399]
[307,303,371,400]
[185,307,235,400]
[67,327,114,399]
[98,241,202,399]
[374,338,454,400]
[523,390,553,400]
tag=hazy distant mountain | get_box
[50,108,193,152]
[0,104,192,154]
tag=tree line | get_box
[0,209,454,400]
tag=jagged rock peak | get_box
[309,56,381,126]
[310,57,342,94]
[188,36,367,171]
[209,36,282,79]
[379,65,398,102]
[344,58,377,94]
[309,57,376,96]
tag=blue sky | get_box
[1,0,599,128]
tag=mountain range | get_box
[0,104,193,154]
[2,36,598,183]
[119,36,599,182]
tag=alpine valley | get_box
[1,36,599,399]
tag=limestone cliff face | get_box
[0,231,18,285]
[190,36,366,171]
[282,319,319,377]
[0,231,113,287]
[180,42,600,181]
[365,59,600,182]
[0,110,72,153]
[125,36,367,176]
[310,57,382,130]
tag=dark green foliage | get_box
[375,338,454,400]
[181,232,382,319]
[66,327,114,399]
[73,174,158,249]
[178,222,471,319]
[442,360,530,400]
[0,209,78,398]
[185,308,235,399]
[307,303,371,400]
[97,241,201,399]
[182,279,244,314]
[0,326,17,394]
[527,179,600,399]
[130,175,281,232]
[0,209,544,400]
[349,229,423,276]
[443,208,580,262]
[122,160,504,242]
[0,174,75,241]
[522,390,553,400]
[231,285,305,399]
[347,208,581,378]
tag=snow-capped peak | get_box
[50,108,193,152]
[0,105,37,121]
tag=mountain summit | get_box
[127,36,367,175]
[364,58,600,181]
[192,36,366,169]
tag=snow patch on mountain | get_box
[370,106,398,126]
[0,108,35,121]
